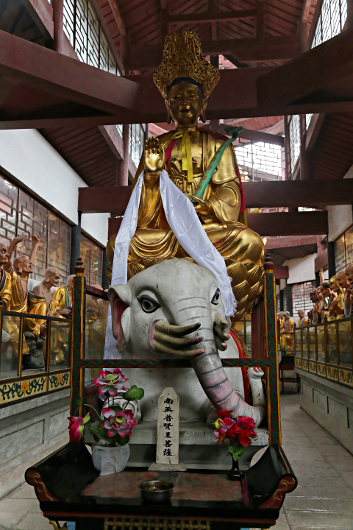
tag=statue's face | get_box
[48,270,61,287]
[19,256,32,274]
[298,310,304,318]
[0,243,9,265]
[329,281,339,293]
[310,293,318,303]
[337,271,349,289]
[167,81,203,126]
[346,267,353,284]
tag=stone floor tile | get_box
[284,496,353,512]
[337,470,353,489]
[317,445,352,457]
[324,456,353,471]
[285,509,353,527]
[17,512,52,530]
[286,474,346,488]
[289,463,340,477]
[0,499,40,527]
[305,435,339,445]
[288,485,353,499]
[5,483,37,499]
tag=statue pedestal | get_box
[128,421,269,470]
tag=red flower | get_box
[215,410,233,419]
[238,428,257,446]
[68,412,90,442]
[227,422,242,442]
[238,416,256,429]
[92,368,128,397]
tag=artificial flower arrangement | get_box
[68,368,144,447]
[214,410,257,462]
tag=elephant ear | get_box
[108,285,131,352]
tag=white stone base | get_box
[296,368,353,455]
[0,389,70,499]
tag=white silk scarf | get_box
[104,170,236,359]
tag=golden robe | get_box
[52,286,70,311]
[0,269,12,309]
[108,130,264,320]
[280,318,295,353]
[6,270,47,356]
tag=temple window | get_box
[129,124,145,167]
[80,233,103,286]
[288,115,300,175]
[63,0,120,75]
[334,225,353,273]
[0,173,71,283]
[235,141,284,182]
[312,0,347,49]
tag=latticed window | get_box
[129,124,145,166]
[335,225,353,273]
[234,141,284,181]
[292,282,317,316]
[63,0,120,74]
[306,113,313,130]
[312,0,347,49]
[289,115,300,175]
[80,234,103,286]
[0,173,71,283]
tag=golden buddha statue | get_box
[107,31,264,320]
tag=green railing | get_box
[294,317,353,387]
[0,308,71,406]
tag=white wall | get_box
[0,129,109,246]
[284,253,317,285]
[327,204,353,243]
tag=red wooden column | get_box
[118,123,130,186]
[52,0,64,54]
[299,114,311,180]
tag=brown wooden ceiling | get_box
[311,113,353,180]
[41,127,120,187]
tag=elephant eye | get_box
[137,294,160,313]
[211,288,220,305]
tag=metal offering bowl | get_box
[139,480,174,503]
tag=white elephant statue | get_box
[108,259,266,427]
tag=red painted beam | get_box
[265,235,319,250]
[167,9,257,24]
[78,186,132,214]
[247,211,328,237]
[273,265,289,280]
[128,35,300,70]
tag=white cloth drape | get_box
[104,170,236,359]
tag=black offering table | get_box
[26,442,297,530]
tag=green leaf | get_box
[92,433,99,443]
[116,435,130,446]
[123,385,144,401]
[97,424,109,440]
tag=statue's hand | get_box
[192,197,212,215]
[14,234,27,243]
[31,235,41,244]
[144,137,165,175]
[151,320,204,357]
[213,313,230,351]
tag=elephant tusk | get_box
[154,320,201,337]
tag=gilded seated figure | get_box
[107,31,264,320]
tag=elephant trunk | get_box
[174,302,265,427]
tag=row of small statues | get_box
[0,235,74,370]
[308,267,353,325]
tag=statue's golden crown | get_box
[153,30,220,100]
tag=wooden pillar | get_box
[102,249,109,290]
[299,114,311,180]
[52,0,64,54]
[286,284,293,315]
[346,0,353,29]
[70,212,81,275]
[284,115,291,180]
[280,289,284,311]
[118,123,129,186]
[256,0,266,42]
[328,241,335,278]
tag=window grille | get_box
[335,225,353,272]
[0,173,71,283]
[234,141,284,181]
[312,0,347,49]
[129,124,144,166]
[289,115,300,175]
[63,0,120,74]
[292,282,317,316]
[80,234,103,286]
[116,124,123,136]
[306,113,313,130]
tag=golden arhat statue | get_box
[107,30,264,320]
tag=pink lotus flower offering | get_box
[68,369,144,447]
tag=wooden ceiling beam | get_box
[127,34,300,69]
[247,211,327,237]
[166,9,256,25]
[78,179,353,215]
